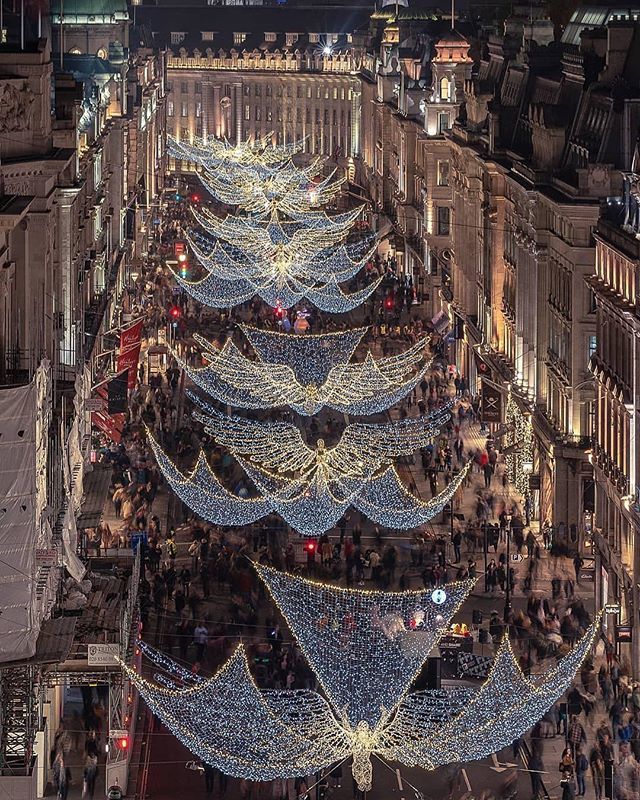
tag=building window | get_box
[438,112,450,133]
[588,334,597,358]
[255,107,261,121]
[233,32,247,45]
[194,81,202,94]
[437,160,450,186]
[266,107,273,122]
[195,101,202,118]
[181,101,188,117]
[97,47,107,59]
[285,32,298,46]
[296,108,302,123]
[244,84,251,96]
[255,85,261,97]
[266,84,272,97]
[181,82,188,93]
[309,33,320,43]
[307,86,312,99]
[202,31,215,41]
[180,127,189,141]
[440,76,450,101]
[170,32,186,45]
[167,99,174,117]
[437,206,450,236]
[265,32,277,42]
[244,104,250,121]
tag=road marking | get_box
[396,768,403,790]
[461,768,472,792]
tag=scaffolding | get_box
[0,664,41,770]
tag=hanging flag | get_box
[91,410,123,444]
[119,319,144,354]
[107,370,129,414]
[481,381,503,423]
[117,343,142,389]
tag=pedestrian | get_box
[452,530,462,563]
[82,754,98,800]
[193,621,208,662]
[568,715,586,760]
[203,764,215,794]
[575,746,588,796]
[573,554,584,583]
[589,747,604,800]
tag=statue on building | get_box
[0,81,35,132]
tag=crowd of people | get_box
[66,193,629,800]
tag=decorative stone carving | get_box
[0,81,35,132]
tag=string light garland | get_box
[197,160,346,214]
[181,330,433,416]
[504,392,534,500]
[122,568,599,791]
[168,133,307,169]
[146,429,470,536]
[192,406,452,481]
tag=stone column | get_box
[233,82,243,144]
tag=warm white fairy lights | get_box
[181,331,433,416]
[168,133,307,169]
[197,160,345,214]
[147,427,470,536]
[255,565,474,728]
[194,406,452,482]
[123,568,598,792]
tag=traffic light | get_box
[304,540,317,554]
[384,293,395,310]
[118,736,129,751]
[190,193,201,204]
[169,306,181,321]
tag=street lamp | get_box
[504,513,513,622]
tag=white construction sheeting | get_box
[0,378,40,662]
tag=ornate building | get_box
[134,5,371,163]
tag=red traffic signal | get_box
[304,540,317,553]
[274,304,286,320]
[384,293,395,310]
[118,736,129,750]
[190,193,201,204]
[169,306,181,321]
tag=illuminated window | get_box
[202,32,215,41]
[97,47,107,59]
[233,32,247,45]
[440,77,450,101]
[170,32,186,45]
[437,160,450,186]
[309,33,320,43]
[265,32,277,42]
[437,206,450,236]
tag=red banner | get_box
[117,343,141,389]
[91,410,122,444]
[119,319,144,354]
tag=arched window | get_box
[69,46,81,55]
[97,47,108,59]
[440,76,450,101]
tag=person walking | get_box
[568,715,587,760]
[82,754,98,800]
[589,746,604,800]
[575,746,588,796]
[193,622,208,662]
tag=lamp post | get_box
[504,513,512,622]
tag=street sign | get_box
[109,729,128,739]
[85,398,104,412]
[87,643,120,666]
[605,604,621,616]
[579,568,595,582]
[511,553,524,562]
[36,548,57,566]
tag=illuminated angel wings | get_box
[181,328,432,416]
[192,405,451,481]
[146,430,469,536]
[123,565,599,792]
